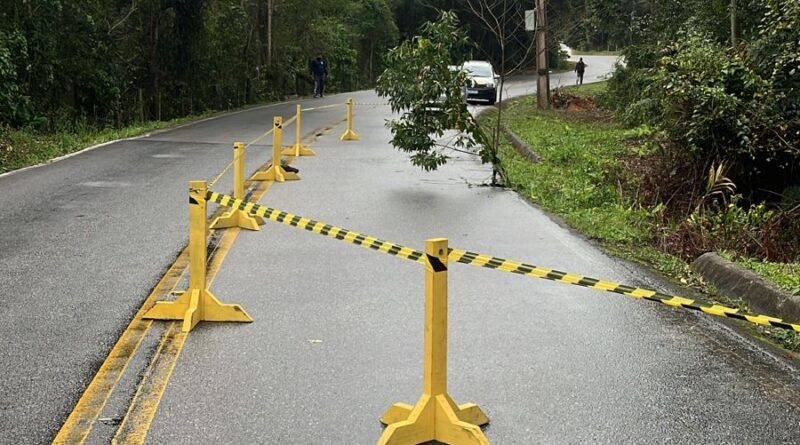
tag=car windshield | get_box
[463,63,492,77]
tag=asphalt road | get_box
[3,55,800,444]
[0,96,352,444]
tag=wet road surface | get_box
[2,55,800,444]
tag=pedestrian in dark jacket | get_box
[310,56,328,97]
[575,57,587,85]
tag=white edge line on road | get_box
[0,71,614,181]
[0,100,293,181]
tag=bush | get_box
[0,30,30,126]
[610,23,799,200]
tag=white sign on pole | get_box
[525,9,536,31]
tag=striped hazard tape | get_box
[205,190,800,334]
[206,191,426,264]
[448,249,800,333]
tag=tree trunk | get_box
[730,0,739,48]
[267,0,273,65]
[369,41,374,83]
[536,0,550,109]
[150,8,161,121]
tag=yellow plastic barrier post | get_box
[210,142,265,231]
[251,116,300,182]
[340,97,360,141]
[143,180,253,332]
[377,238,490,445]
[282,104,316,157]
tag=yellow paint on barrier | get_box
[378,239,490,445]
[142,181,253,332]
[54,162,274,445]
[250,117,300,182]
[109,176,273,444]
[627,288,655,299]
[207,191,800,334]
[210,143,265,231]
[282,104,316,157]
[340,98,360,141]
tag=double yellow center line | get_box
[53,172,274,444]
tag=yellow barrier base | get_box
[340,129,360,141]
[210,209,265,231]
[144,289,253,333]
[281,143,316,157]
[379,394,489,445]
[251,164,299,182]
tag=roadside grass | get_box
[492,87,655,251]
[487,82,800,353]
[0,98,286,174]
[719,252,800,296]
[0,113,220,174]
[554,82,608,96]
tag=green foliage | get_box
[495,83,800,350]
[720,252,800,296]
[0,0,400,172]
[686,196,775,253]
[308,17,359,92]
[608,1,800,199]
[0,29,29,125]
[494,89,653,245]
[376,12,486,171]
[0,0,399,130]
[0,110,218,174]
[749,0,800,119]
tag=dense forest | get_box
[0,0,399,130]
[602,0,799,261]
[0,0,624,134]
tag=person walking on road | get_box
[575,57,587,85]
[310,55,328,98]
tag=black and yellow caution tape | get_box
[206,191,426,264]
[205,190,800,334]
[447,248,800,333]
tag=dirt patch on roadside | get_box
[548,91,614,124]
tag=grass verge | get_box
[719,252,800,296]
[0,99,282,174]
[0,114,217,174]
[486,81,800,353]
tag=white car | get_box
[462,60,498,105]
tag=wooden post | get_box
[536,0,550,109]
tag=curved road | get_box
[1,55,799,444]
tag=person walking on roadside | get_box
[310,55,328,98]
[575,57,587,85]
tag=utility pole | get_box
[267,0,273,64]
[536,0,549,109]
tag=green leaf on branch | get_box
[376,11,487,172]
